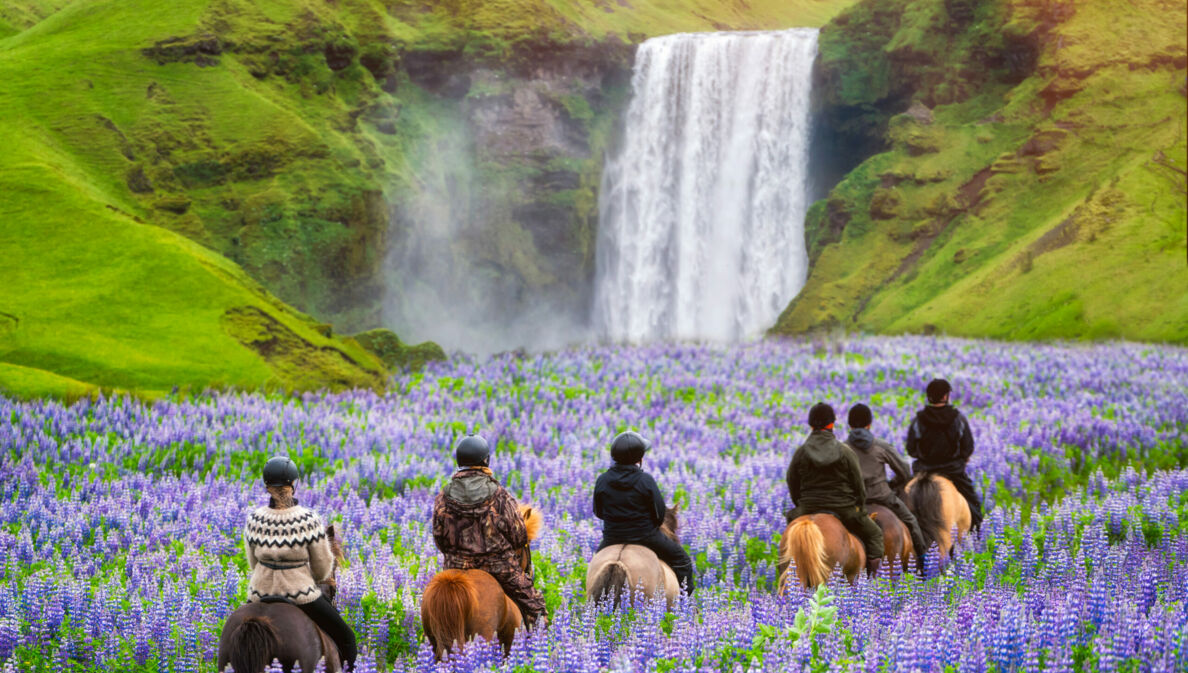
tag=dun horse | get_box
[777,514,865,591]
[869,503,914,572]
[420,505,543,659]
[904,472,971,559]
[217,526,345,673]
[585,507,683,609]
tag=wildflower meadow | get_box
[2,336,1186,672]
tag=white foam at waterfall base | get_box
[593,29,818,343]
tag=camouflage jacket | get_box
[432,467,528,562]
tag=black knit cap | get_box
[926,378,952,404]
[847,403,873,428]
[807,403,836,429]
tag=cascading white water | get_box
[592,30,818,343]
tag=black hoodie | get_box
[786,429,866,510]
[593,463,667,540]
[905,405,974,473]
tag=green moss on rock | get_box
[351,328,446,372]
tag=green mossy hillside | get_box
[0,151,388,400]
[774,0,1188,343]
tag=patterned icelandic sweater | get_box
[244,504,334,605]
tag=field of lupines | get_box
[2,336,1187,672]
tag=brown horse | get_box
[904,473,971,559]
[421,505,543,660]
[777,513,865,591]
[868,503,915,572]
[585,507,681,609]
[217,526,345,673]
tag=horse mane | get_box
[326,524,345,562]
[519,505,543,542]
[661,505,680,544]
[907,473,945,552]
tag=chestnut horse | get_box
[777,513,865,591]
[904,473,971,559]
[421,506,543,659]
[217,526,345,673]
[585,507,682,609]
[868,503,915,572]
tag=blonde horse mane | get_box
[519,505,544,542]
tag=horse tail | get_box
[783,518,830,588]
[590,561,630,609]
[228,616,278,673]
[424,572,476,655]
[908,473,945,553]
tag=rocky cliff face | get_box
[775,0,1188,343]
[381,40,633,350]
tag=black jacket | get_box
[846,428,912,503]
[786,429,866,511]
[593,464,666,540]
[905,405,974,474]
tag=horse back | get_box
[219,601,326,673]
[587,544,675,605]
[423,569,516,657]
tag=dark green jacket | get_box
[786,429,867,510]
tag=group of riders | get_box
[235,377,982,668]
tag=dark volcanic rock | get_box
[143,34,222,66]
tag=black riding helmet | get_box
[610,430,651,464]
[455,434,491,467]
[262,456,299,486]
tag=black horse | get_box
[217,526,345,673]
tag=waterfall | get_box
[592,30,818,343]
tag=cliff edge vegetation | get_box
[774,0,1188,343]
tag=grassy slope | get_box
[0,0,392,398]
[774,0,1188,343]
[1,0,854,398]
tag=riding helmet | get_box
[262,456,299,486]
[926,378,952,404]
[807,402,836,429]
[455,434,491,467]
[610,430,651,464]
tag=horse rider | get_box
[432,434,547,628]
[786,403,885,575]
[905,379,984,530]
[244,456,358,668]
[844,403,927,570]
[593,431,696,595]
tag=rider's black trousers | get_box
[298,596,358,668]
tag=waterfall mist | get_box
[382,122,589,356]
[593,30,818,343]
